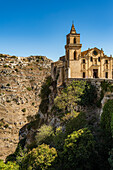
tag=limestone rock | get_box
[0,54,52,160]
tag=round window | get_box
[93,50,98,56]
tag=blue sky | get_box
[0,0,113,61]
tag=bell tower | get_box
[65,24,82,61]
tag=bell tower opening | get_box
[65,23,82,61]
[74,38,76,44]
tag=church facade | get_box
[51,24,113,86]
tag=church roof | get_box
[81,49,92,56]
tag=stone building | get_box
[51,24,113,86]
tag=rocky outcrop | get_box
[0,54,52,160]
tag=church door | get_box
[93,69,98,78]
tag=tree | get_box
[55,80,86,113]
[0,160,19,170]
[21,144,57,170]
[101,99,113,137]
[35,124,53,145]
[62,128,95,169]
[108,148,113,169]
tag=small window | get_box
[105,60,108,64]
[83,59,85,63]
[67,50,69,60]
[74,51,76,60]
[83,72,85,78]
[105,72,108,78]
[67,38,70,44]
[74,38,76,44]
[90,57,93,62]
[98,57,100,62]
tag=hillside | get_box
[0,54,52,160]
[1,54,113,169]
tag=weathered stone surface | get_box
[0,54,52,160]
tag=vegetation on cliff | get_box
[1,78,113,169]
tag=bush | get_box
[15,69,18,72]
[51,126,66,151]
[26,87,32,91]
[0,160,19,170]
[65,112,87,135]
[101,99,113,137]
[6,83,10,86]
[21,108,26,112]
[4,65,8,68]
[35,124,53,145]
[32,102,34,106]
[4,124,9,128]
[108,148,113,169]
[80,82,97,106]
[21,144,57,170]
[62,128,95,169]
[12,56,17,58]
[55,80,86,114]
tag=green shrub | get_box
[63,128,95,169]
[12,56,17,59]
[15,69,18,72]
[51,126,66,151]
[35,124,53,145]
[0,160,19,170]
[80,82,97,106]
[55,80,86,114]
[21,144,57,170]
[6,83,10,86]
[22,108,26,112]
[4,124,9,128]
[65,112,87,135]
[26,87,32,91]
[108,148,113,169]
[4,65,8,68]
[101,99,113,136]
[0,54,4,57]
[32,102,34,106]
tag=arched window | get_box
[105,60,108,64]
[74,38,76,44]
[98,57,100,62]
[83,59,85,63]
[67,50,69,60]
[74,51,77,60]
[90,57,93,62]
[67,38,70,44]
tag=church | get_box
[51,24,113,86]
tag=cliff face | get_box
[0,54,52,160]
